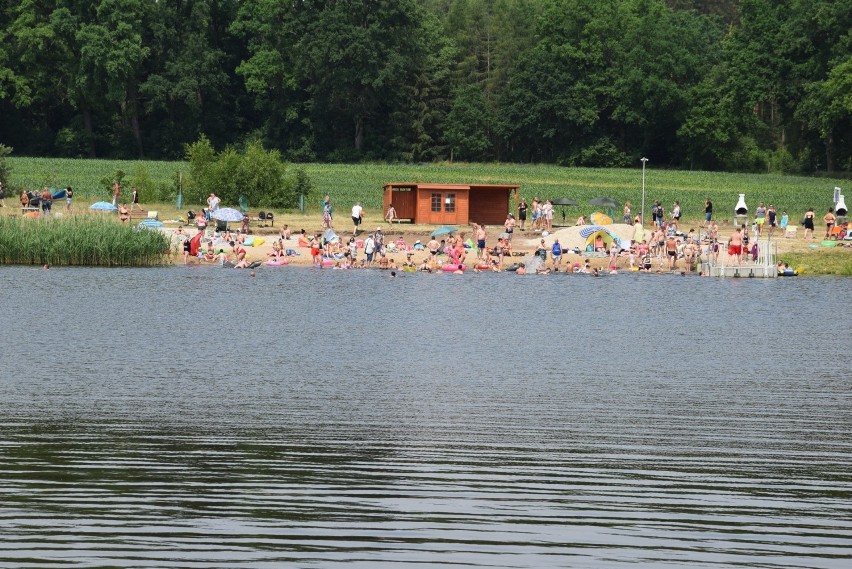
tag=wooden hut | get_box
[382,183,519,225]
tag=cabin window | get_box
[444,193,456,213]
[431,193,442,212]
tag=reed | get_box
[0,215,172,266]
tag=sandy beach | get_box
[172,215,836,272]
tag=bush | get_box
[184,136,307,209]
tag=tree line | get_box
[0,0,849,173]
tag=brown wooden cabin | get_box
[382,183,519,226]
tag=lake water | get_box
[0,266,850,568]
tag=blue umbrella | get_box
[137,219,164,229]
[90,201,117,211]
[211,207,244,222]
[430,226,456,237]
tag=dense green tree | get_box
[0,0,850,173]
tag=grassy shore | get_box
[779,249,852,276]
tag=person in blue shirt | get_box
[551,239,563,270]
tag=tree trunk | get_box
[82,105,96,158]
[354,116,364,151]
[825,134,834,173]
[127,82,145,158]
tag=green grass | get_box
[0,215,172,266]
[7,157,847,222]
[779,248,852,276]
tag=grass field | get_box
[6,157,847,223]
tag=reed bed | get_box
[0,215,172,266]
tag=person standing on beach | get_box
[351,202,363,235]
[504,214,515,241]
[623,201,631,224]
[427,236,439,268]
[517,198,527,230]
[385,203,396,224]
[802,208,815,239]
[41,187,52,215]
[665,235,677,270]
[310,233,321,266]
[767,204,777,236]
[542,200,553,231]
[373,227,384,257]
[755,202,766,235]
[824,207,836,239]
[130,186,141,211]
[364,233,375,266]
[671,201,681,223]
[474,223,487,260]
[65,187,73,210]
[703,198,713,226]
[551,238,563,270]
[119,203,129,222]
[112,181,120,206]
[727,228,743,265]
[207,193,220,211]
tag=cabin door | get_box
[428,192,457,225]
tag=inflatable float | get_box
[265,259,289,266]
[442,264,466,272]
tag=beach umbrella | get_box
[89,201,118,211]
[579,225,607,239]
[137,219,164,230]
[211,207,244,222]
[552,198,578,225]
[589,197,619,208]
[323,228,339,243]
[430,226,456,237]
[591,212,613,226]
[589,197,619,220]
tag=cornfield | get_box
[7,157,847,222]
[0,215,172,266]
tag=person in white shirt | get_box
[351,202,363,235]
[364,234,376,265]
[207,193,220,211]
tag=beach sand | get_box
[169,216,842,272]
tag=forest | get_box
[0,0,850,174]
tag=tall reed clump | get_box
[0,215,172,266]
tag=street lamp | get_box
[640,157,649,225]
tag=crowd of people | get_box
[167,193,849,274]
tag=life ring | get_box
[779,269,797,276]
[476,264,489,270]
[442,264,465,272]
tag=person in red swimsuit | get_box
[727,228,743,266]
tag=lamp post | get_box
[640,157,649,225]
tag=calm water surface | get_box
[0,266,850,568]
